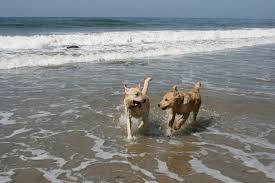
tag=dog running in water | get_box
[158,81,202,137]
[124,77,152,139]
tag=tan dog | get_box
[124,77,152,139]
[158,81,202,137]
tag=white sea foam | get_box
[0,111,15,125]
[190,158,241,183]
[72,159,97,172]
[209,143,275,181]
[20,148,66,167]
[37,169,64,183]
[111,160,156,181]
[20,149,73,182]
[0,169,14,183]
[0,127,32,139]
[194,126,275,181]
[85,131,129,159]
[31,128,60,139]
[37,168,77,183]
[155,158,184,182]
[206,127,275,150]
[194,139,275,181]
[1,28,275,69]
[60,109,79,116]
[28,111,54,119]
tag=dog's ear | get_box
[124,84,130,94]
[194,81,201,89]
[171,85,178,92]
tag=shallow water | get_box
[0,43,275,182]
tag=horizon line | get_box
[0,16,275,20]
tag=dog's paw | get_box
[166,128,173,137]
[138,121,145,129]
[127,135,133,140]
[174,124,181,131]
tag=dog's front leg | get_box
[139,114,148,129]
[125,108,133,140]
[138,120,144,129]
[166,110,175,137]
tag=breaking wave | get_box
[1,28,275,69]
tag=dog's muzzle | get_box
[158,104,167,110]
[133,100,142,107]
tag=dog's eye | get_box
[165,98,168,101]
[135,93,139,96]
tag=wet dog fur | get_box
[124,77,152,139]
[158,81,202,137]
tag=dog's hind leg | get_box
[142,77,152,95]
[193,109,199,122]
[174,113,190,130]
[193,103,201,122]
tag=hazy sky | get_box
[1,0,275,19]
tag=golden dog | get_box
[158,81,201,137]
[124,77,152,139]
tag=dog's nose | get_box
[158,104,160,107]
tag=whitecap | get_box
[1,28,275,69]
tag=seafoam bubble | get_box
[189,157,241,183]
[0,111,16,125]
[31,128,61,139]
[168,139,183,145]
[0,169,14,183]
[60,109,79,116]
[28,111,54,119]
[17,147,77,182]
[195,126,275,181]
[85,131,129,160]
[155,158,184,182]
[207,127,275,151]
[111,160,156,181]
[208,143,275,181]
[72,159,97,172]
[0,127,32,139]
[37,168,77,183]
[20,148,66,168]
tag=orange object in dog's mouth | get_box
[133,100,142,107]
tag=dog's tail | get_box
[142,77,152,95]
[193,81,201,93]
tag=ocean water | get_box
[0,18,275,183]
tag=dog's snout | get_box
[158,104,160,107]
